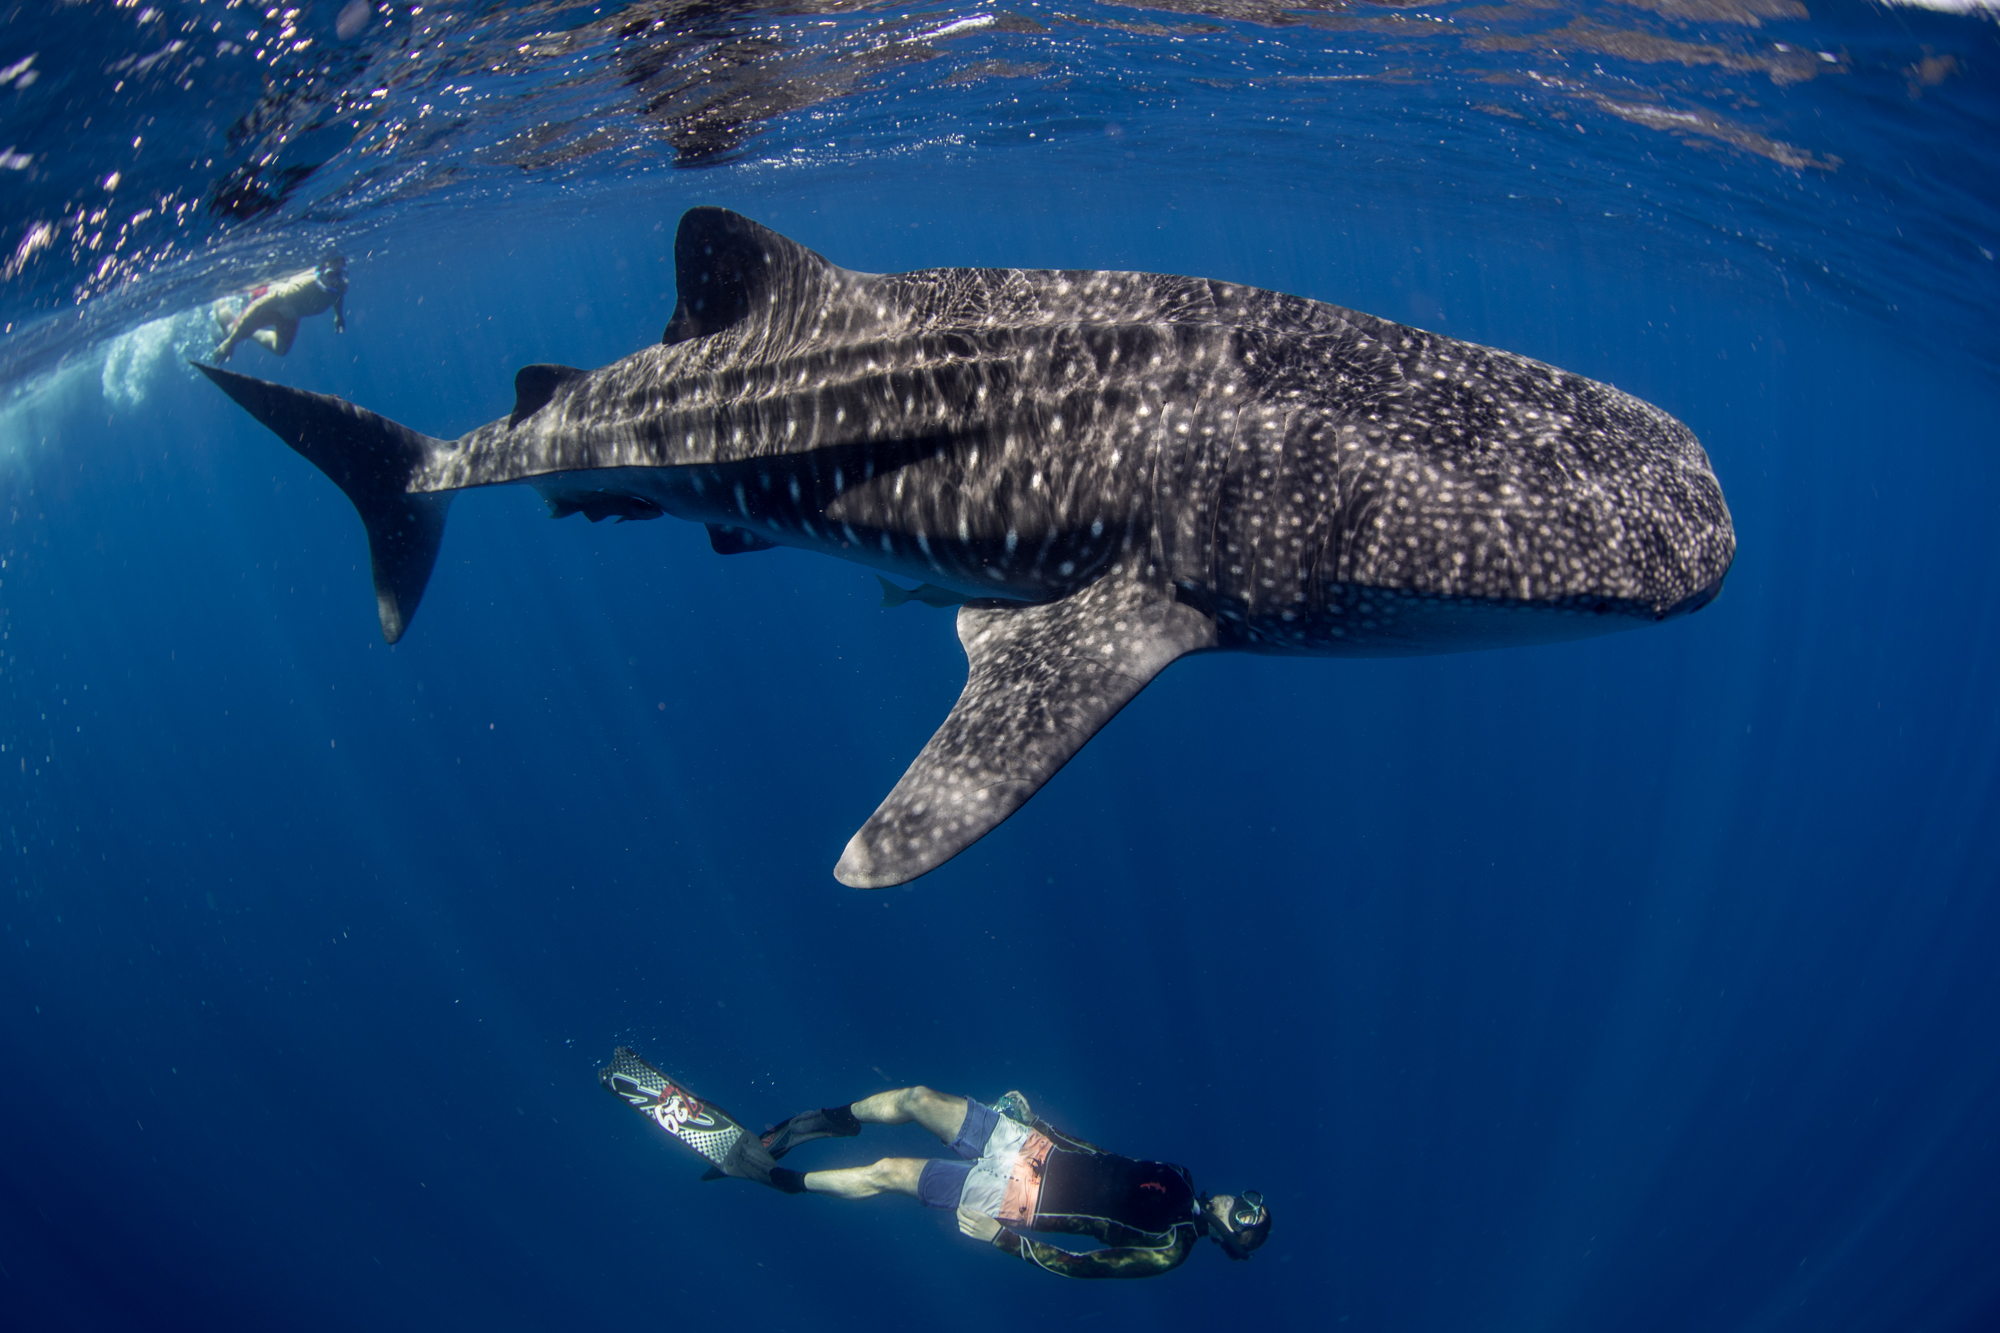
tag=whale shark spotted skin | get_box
[197,207,1734,887]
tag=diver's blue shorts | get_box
[916,1101,1000,1209]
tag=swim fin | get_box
[599,1046,747,1168]
[714,1132,807,1193]
[694,1152,805,1190]
[598,1047,805,1193]
[761,1104,863,1159]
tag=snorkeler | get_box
[212,252,348,362]
[600,1047,1271,1278]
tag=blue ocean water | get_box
[4,1,2000,1329]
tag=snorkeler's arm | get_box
[989,1222,1197,1279]
[333,289,346,332]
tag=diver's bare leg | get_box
[259,316,298,355]
[801,1157,925,1200]
[215,293,285,361]
[849,1086,970,1145]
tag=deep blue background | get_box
[4,175,1998,1331]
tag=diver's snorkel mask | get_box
[1230,1190,1267,1231]
[1205,1190,1272,1260]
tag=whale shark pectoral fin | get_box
[834,573,1219,889]
[706,523,777,554]
[510,363,588,427]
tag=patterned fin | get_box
[834,572,1217,888]
[598,1046,746,1168]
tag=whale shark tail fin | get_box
[193,362,452,644]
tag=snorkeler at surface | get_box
[600,1048,1270,1278]
[212,252,348,361]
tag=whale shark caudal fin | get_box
[193,363,451,644]
[834,572,1219,888]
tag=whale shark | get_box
[196,207,1734,887]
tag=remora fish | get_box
[196,207,1734,888]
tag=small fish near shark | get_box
[196,207,1734,888]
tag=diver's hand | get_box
[957,1205,1002,1243]
[334,316,345,333]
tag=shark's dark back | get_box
[662,205,1370,362]
[651,208,1729,624]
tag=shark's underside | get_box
[196,207,1734,887]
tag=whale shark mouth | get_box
[1656,573,1729,621]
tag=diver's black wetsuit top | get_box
[992,1120,1202,1279]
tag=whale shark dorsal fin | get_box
[510,363,588,426]
[663,207,838,347]
[833,573,1219,888]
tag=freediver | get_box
[601,1051,1271,1278]
[212,251,348,362]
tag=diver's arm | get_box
[333,290,346,332]
[989,1222,1197,1279]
